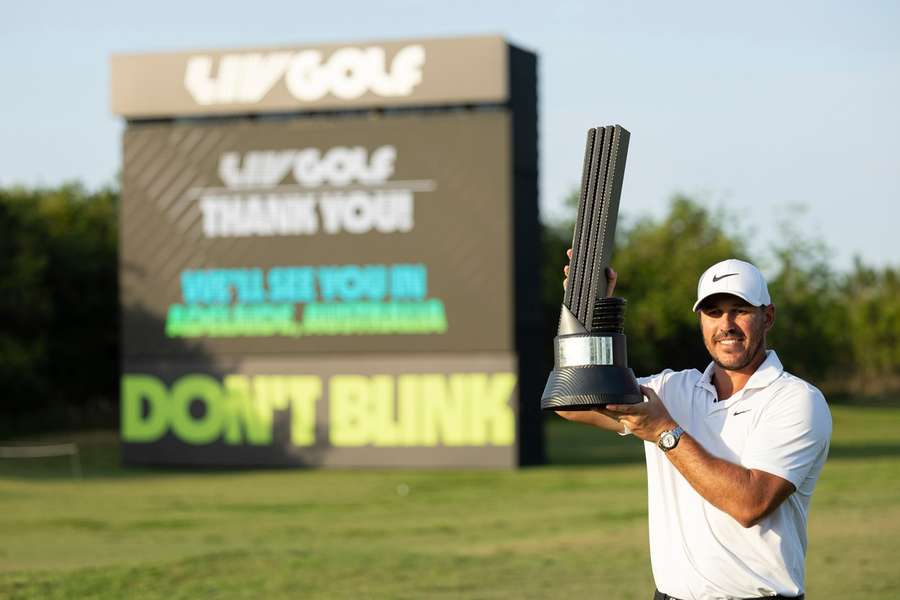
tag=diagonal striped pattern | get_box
[121,124,241,331]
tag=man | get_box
[558,256,832,600]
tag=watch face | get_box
[661,432,676,449]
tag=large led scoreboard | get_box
[111,36,542,467]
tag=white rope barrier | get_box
[0,443,82,477]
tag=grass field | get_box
[2,403,899,599]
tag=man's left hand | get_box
[600,386,679,443]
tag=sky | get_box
[3,0,898,270]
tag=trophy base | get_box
[541,365,643,411]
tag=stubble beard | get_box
[708,324,767,372]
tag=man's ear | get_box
[763,304,776,331]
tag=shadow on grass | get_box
[545,417,645,466]
[5,412,899,480]
[825,393,900,408]
[0,457,316,481]
[544,414,900,466]
[0,430,321,481]
[2,419,647,478]
[828,444,900,460]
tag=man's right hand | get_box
[562,248,618,296]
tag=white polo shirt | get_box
[638,351,832,600]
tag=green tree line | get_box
[1,184,118,434]
[542,194,900,393]
[2,184,898,434]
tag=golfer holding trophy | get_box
[546,126,831,600]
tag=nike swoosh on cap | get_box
[712,273,739,283]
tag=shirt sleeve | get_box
[637,369,673,394]
[742,381,832,489]
[637,369,676,413]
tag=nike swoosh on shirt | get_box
[712,273,739,282]
[733,409,752,416]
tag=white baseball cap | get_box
[692,258,771,312]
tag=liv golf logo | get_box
[194,145,435,238]
[184,44,426,105]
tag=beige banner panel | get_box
[111,36,508,118]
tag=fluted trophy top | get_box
[563,125,630,332]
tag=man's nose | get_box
[718,315,739,334]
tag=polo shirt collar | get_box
[696,361,717,393]
[696,350,784,409]
[743,350,784,390]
